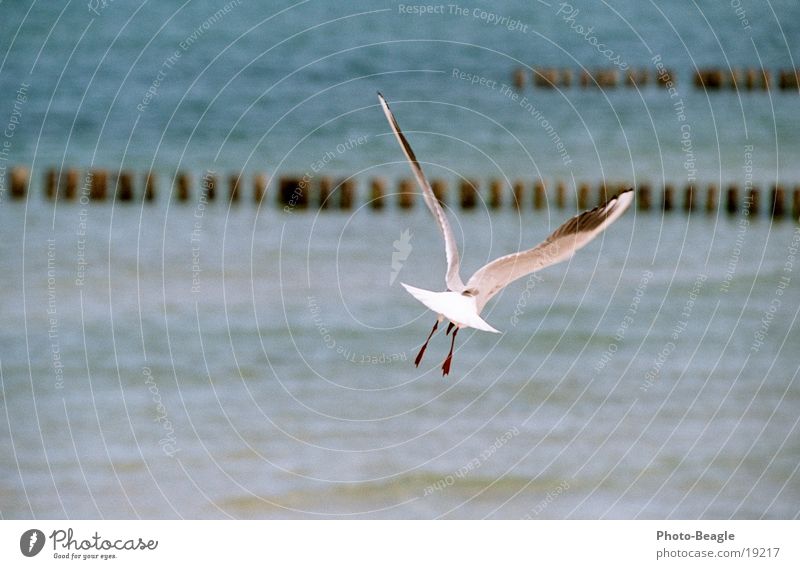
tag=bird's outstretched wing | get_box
[466,188,634,311]
[378,93,465,292]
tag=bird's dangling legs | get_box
[442,327,459,376]
[445,322,455,335]
[414,320,439,367]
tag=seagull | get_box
[378,93,634,375]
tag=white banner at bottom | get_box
[1,520,797,567]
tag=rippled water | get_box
[1,1,799,519]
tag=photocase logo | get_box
[389,228,413,285]
[20,529,45,557]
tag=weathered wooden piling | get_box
[9,166,28,199]
[749,187,760,215]
[253,172,267,203]
[726,185,738,214]
[695,69,724,90]
[339,179,355,209]
[656,69,676,88]
[489,179,503,209]
[637,183,651,210]
[745,68,770,90]
[535,68,559,88]
[459,178,478,209]
[278,176,307,209]
[561,69,573,87]
[555,180,566,209]
[44,168,58,200]
[202,172,217,201]
[512,180,525,209]
[533,179,546,210]
[63,168,79,200]
[228,173,241,203]
[369,177,385,209]
[431,179,447,205]
[90,169,108,200]
[577,182,590,210]
[144,172,156,202]
[318,176,333,209]
[771,184,785,218]
[662,184,674,211]
[117,171,134,202]
[779,69,800,90]
[513,68,527,90]
[176,172,191,202]
[705,184,718,213]
[398,178,414,209]
[683,184,696,212]
[792,187,800,219]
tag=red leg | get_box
[442,327,458,376]
[446,322,455,335]
[414,320,439,367]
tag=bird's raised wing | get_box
[378,93,465,292]
[466,188,634,311]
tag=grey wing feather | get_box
[466,188,634,311]
[378,93,465,292]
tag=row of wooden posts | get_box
[4,166,800,219]
[512,67,800,91]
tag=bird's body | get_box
[378,92,633,375]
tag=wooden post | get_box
[637,183,651,210]
[533,179,546,210]
[45,168,58,200]
[318,176,332,209]
[771,184,786,218]
[792,186,800,220]
[278,176,307,209]
[90,169,108,200]
[684,184,695,212]
[398,178,414,209]
[253,172,267,203]
[512,180,525,209]
[202,171,217,201]
[726,185,738,214]
[228,173,241,203]
[577,182,589,210]
[176,172,191,202]
[488,179,502,209]
[63,168,79,200]
[561,68,573,87]
[656,68,676,88]
[705,183,718,213]
[431,179,447,206]
[460,178,478,209]
[370,178,385,210]
[144,172,156,202]
[662,184,674,211]
[117,171,134,202]
[555,180,566,209]
[339,178,354,210]
[9,166,28,199]
[779,69,800,90]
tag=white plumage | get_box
[379,92,633,375]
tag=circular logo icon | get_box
[20,529,45,557]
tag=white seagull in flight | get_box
[378,93,634,375]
